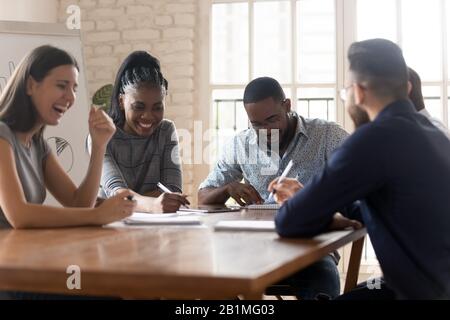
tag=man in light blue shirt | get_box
[198,77,349,299]
[199,77,348,205]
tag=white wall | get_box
[0,0,57,23]
[57,0,199,200]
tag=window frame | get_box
[199,0,450,282]
[204,0,450,135]
[208,0,344,126]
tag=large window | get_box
[206,0,450,285]
[211,0,337,145]
[357,0,450,126]
[210,0,450,141]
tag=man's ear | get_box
[407,81,412,95]
[353,83,365,106]
[282,98,291,113]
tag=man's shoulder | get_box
[235,127,253,137]
[302,116,346,132]
[302,116,336,126]
[227,128,254,146]
[342,121,392,151]
[299,116,349,142]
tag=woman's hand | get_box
[268,177,304,204]
[89,106,116,150]
[152,192,190,213]
[94,189,136,225]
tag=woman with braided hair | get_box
[101,51,189,213]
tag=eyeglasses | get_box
[339,85,352,101]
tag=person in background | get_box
[408,67,449,137]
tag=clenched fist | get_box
[89,106,116,149]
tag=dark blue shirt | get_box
[275,100,450,299]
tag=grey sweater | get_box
[100,119,182,197]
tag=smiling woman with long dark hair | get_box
[0,45,135,230]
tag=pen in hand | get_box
[267,160,294,203]
[157,182,190,209]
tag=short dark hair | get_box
[243,77,285,104]
[109,51,168,128]
[0,45,78,136]
[407,67,425,111]
[348,39,408,100]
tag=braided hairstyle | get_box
[109,51,168,128]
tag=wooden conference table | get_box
[0,208,366,299]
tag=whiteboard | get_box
[0,21,90,205]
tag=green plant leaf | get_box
[92,84,113,112]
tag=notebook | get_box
[123,212,201,226]
[214,220,275,232]
[177,205,241,213]
[245,203,280,210]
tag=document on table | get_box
[245,204,280,210]
[214,220,275,232]
[177,205,241,214]
[123,212,202,226]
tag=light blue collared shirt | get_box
[199,112,349,203]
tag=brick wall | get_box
[57,0,198,198]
